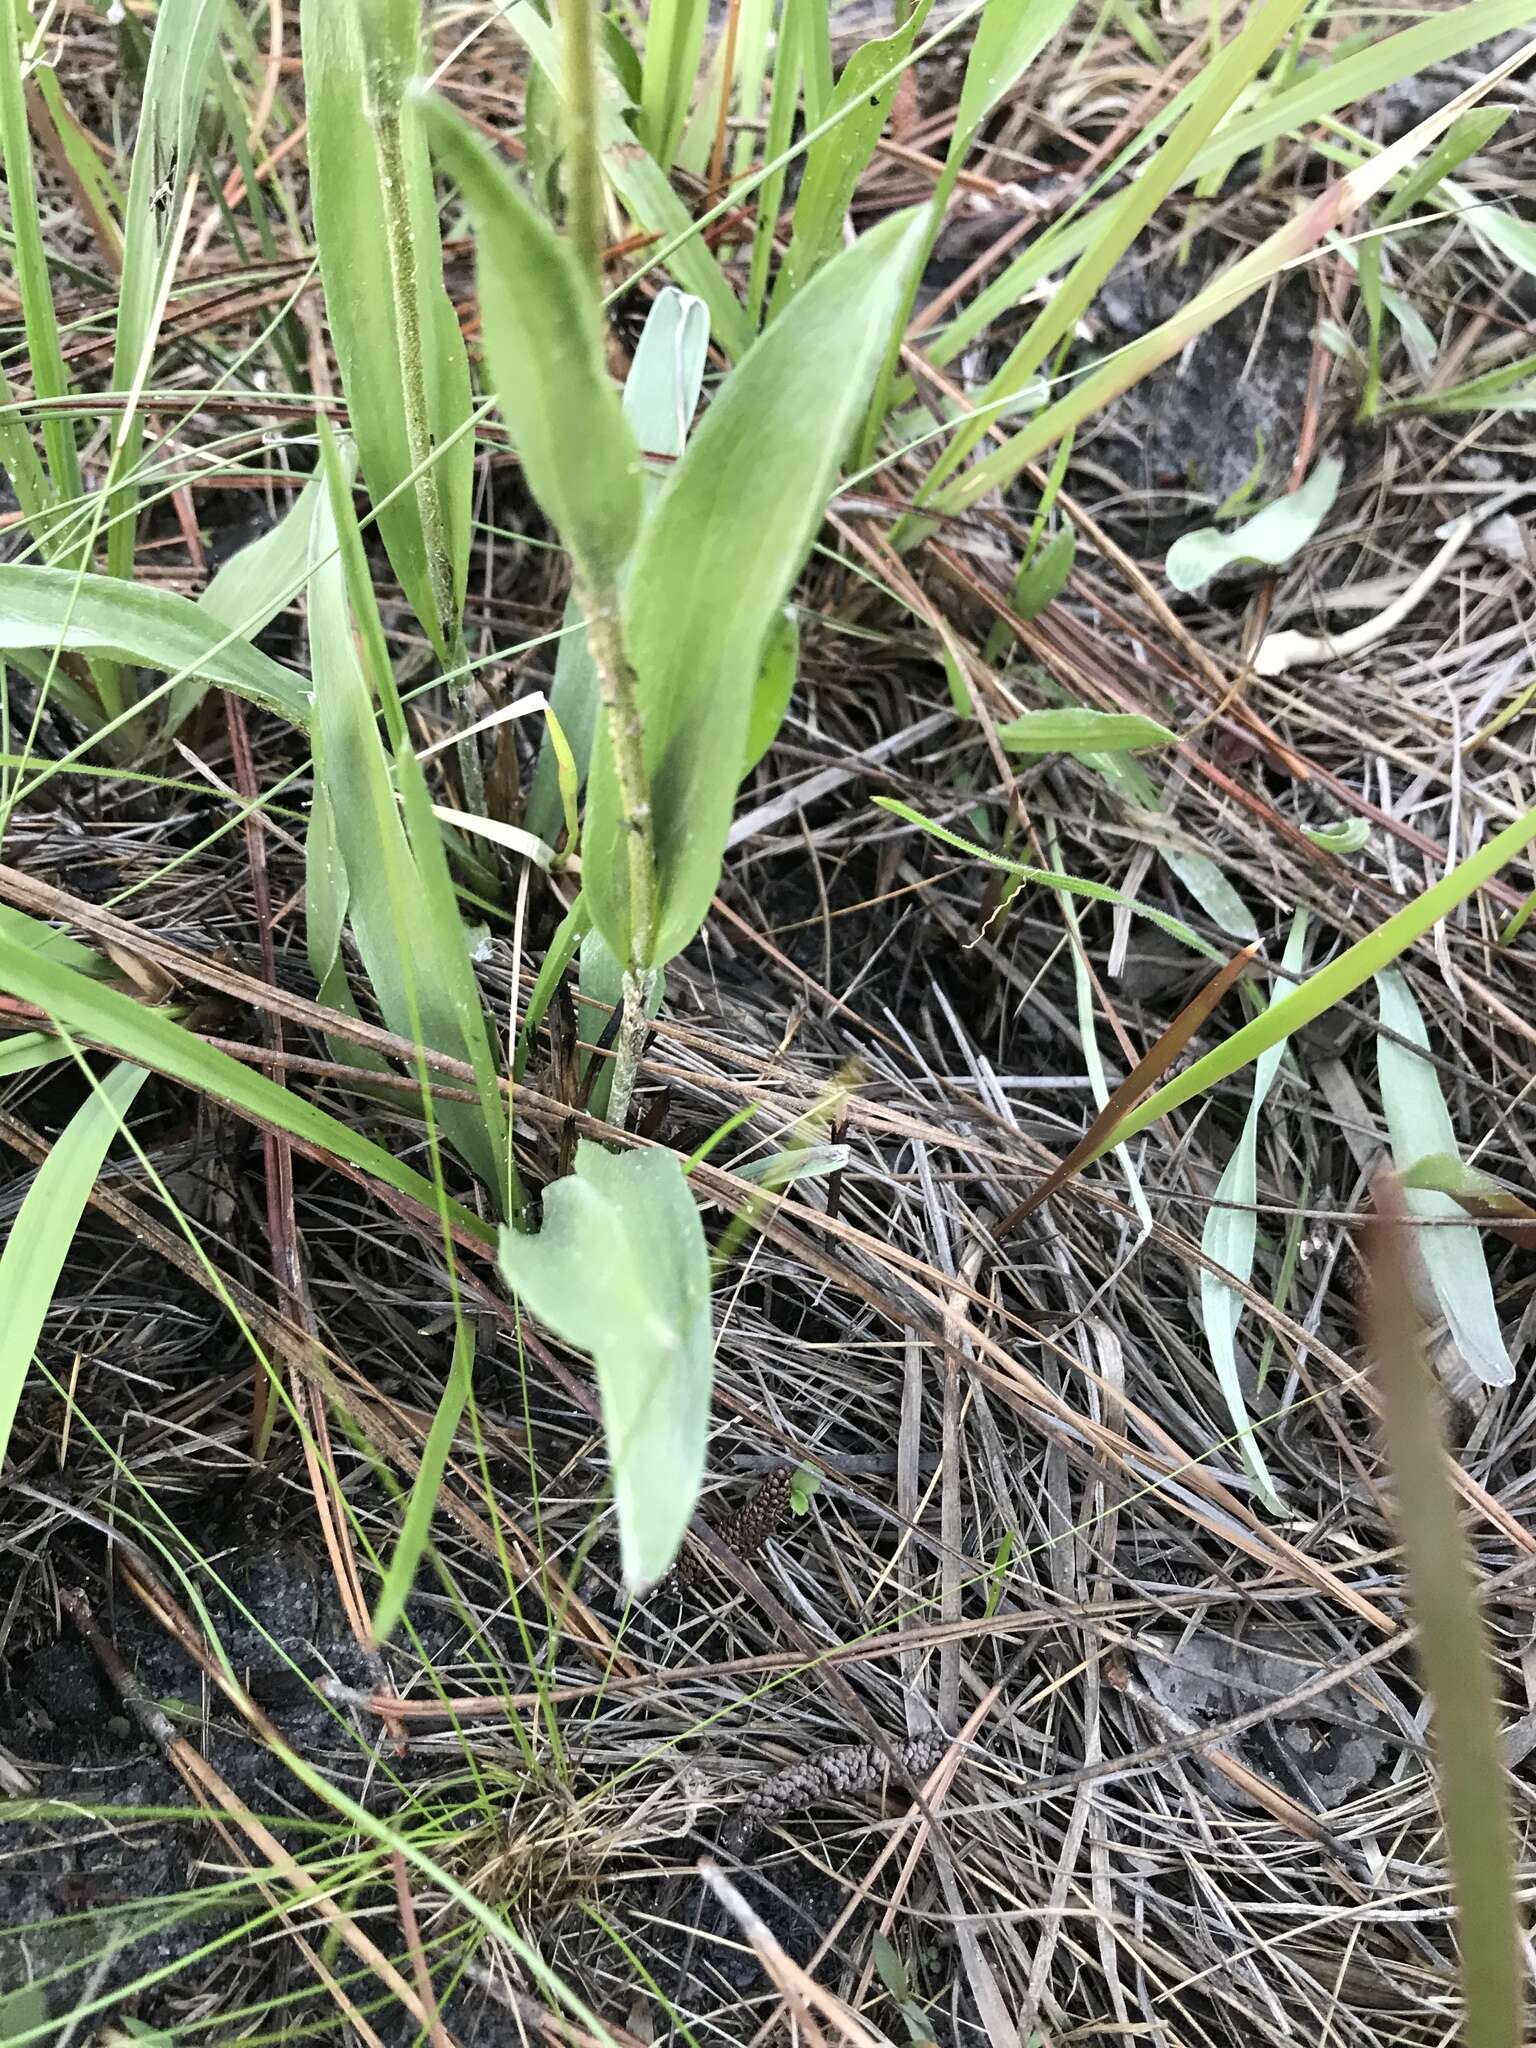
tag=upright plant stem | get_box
[581,584,658,1130]
[561,0,658,1130]
[560,0,607,293]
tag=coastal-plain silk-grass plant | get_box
[426,94,926,1586]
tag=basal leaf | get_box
[499,1141,713,1587]
[586,206,929,967]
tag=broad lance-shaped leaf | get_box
[304,0,472,659]
[424,97,641,592]
[585,205,930,968]
[499,1142,713,1588]
[0,565,309,725]
[1376,969,1512,1386]
[0,1062,149,1473]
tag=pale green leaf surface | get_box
[0,1062,148,1467]
[425,101,640,590]
[173,466,333,734]
[306,434,505,1197]
[1199,913,1309,1511]
[0,905,110,978]
[499,1141,713,1587]
[586,207,929,967]
[0,565,309,724]
[373,1319,475,1642]
[996,708,1175,757]
[1376,969,1512,1386]
[639,0,710,166]
[1166,456,1343,591]
[1305,818,1372,854]
[1010,526,1076,620]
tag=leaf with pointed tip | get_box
[585,206,929,967]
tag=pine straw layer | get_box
[3,9,1536,2048]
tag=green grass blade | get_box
[107,0,223,584]
[1097,802,1536,1159]
[371,1317,476,1642]
[1365,1191,1523,2048]
[0,565,309,724]
[639,0,710,167]
[858,0,1075,454]
[0,930,493,1241]
[168,466,331,735]
[306,422,509,1203]
[424,98,641,593]
[0,1061,148,1467]
[769,0,931,315]
[0,0,83,538]
[303,0,472,661]
[585,206,929,969]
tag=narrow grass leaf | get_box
[1010,526,1076,620]
[0,0,83,536]
[585,207,929,968]
[306,428,507,1200]
[304,0,472,659]
[771,1,932,312]
[0,1062,148,1467]
[107,0,222,583]
[425,99,640,590]
[1376,969,1511,1386]
[1166,456,1343,592]
[639,0,710,166]
[1364,1188,1523,2048]
[1199,912,1309,1511]
[0,932,493,1241]
[1400,1154,1536,1248]
[1096,802,1536,1157]
[0,566,309,724]
[997,709,1175,757]
[498,1141,713,1589]
[372,1318,476,1643]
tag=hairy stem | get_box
[559,0,607,293]
[580,584,657,1128]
